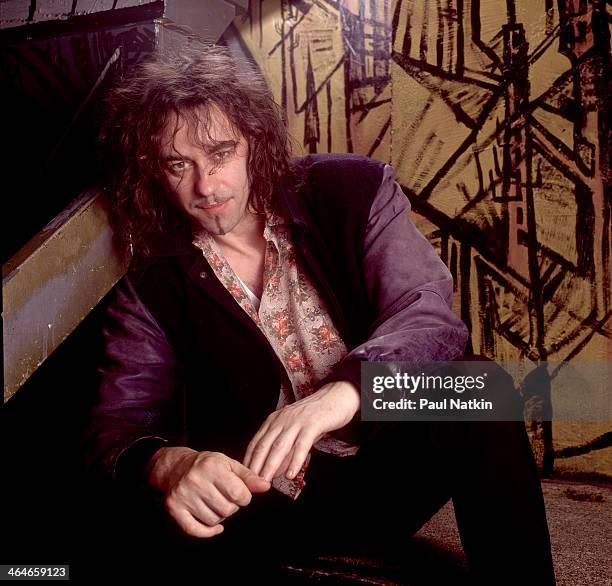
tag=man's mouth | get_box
[197,199,230,212]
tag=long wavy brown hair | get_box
[98,45,298,258]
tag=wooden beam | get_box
[2,191,129,402]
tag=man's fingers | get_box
[200,484,241,519]
[170,505,225,539]
[228,459,271,497]
[274,451,293,479]
[285,434,315,479]
[260,442,294,482]
[242,421,272,468]
[257,430,299,481]
[246,425,285,477]
[190,498,230,526]
[244,475,272,494]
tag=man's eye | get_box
[168,160,187,173]
[213,150,232,163]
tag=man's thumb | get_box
[231,461,271,493]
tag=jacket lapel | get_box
[183,252,278,353]
[280,184,354,346]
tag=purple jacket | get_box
[82,155,469,485]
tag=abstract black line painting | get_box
[241,0,392,158]
[391,0,610,366]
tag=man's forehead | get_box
[161,104,241,151]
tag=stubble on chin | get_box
[214,216,226,235]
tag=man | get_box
[83,46,555,583]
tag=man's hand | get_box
[147,446,271,538]
[242,381,360,482]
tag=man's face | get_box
[160,106,251,237]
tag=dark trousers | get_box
[108,367,556,585]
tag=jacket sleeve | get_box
[323,164,469,397]
[81,274,184,488]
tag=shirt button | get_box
[199,271,207,279]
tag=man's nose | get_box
[194,165,218,197]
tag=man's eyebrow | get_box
[161,140,238,161]
[204,140,238,153]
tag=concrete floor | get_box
[282,480,612,585]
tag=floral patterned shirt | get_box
[193,205,358,499]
